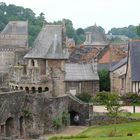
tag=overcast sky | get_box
[2,0,140,32]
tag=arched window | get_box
[44,87,49,92]
[25,87,29,93]
[32,87,36,93]
[38,87,42,93]
[20,87,23,90]
[15,86,18,90]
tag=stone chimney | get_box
[85,32,92,44]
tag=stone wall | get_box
[0,92,93,138]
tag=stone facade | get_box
[66,81,99,96]
[0,21,28,87]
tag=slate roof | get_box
[65,63,99,81]
[129,41,140,81]
[110,57,127,72]
[24,25,69,59]
[1,21,28,35]
[84,24,109,46]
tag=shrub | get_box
[53,115,62,130]
[94,92,109,105]
[76,92,92,103]
[121,92,140,106]
[62,111,69,125]
[22,108,32,118]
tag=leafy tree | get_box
[0,2,47,46]
[76,28,85,36]
[136,24,140,38]
[98,69,110,91]
[108,25,138,39]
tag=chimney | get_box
[11,22,17,33]
[85,32,92,44]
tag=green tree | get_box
[108,25,138,39]
[98,69,110,91]
[136,24,140,38]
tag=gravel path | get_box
[93,106,140,113]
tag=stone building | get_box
[9,24,69,96]
[0,21,28,86]
[0,23,94,139]
[110,57,127,94]
[110,40,140,94]
[9,23,99,96]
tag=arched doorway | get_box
[69,111,79,125]
[38,87,42,93]
[20,87,23,90]
[19,116,24,137]
[6,117,14,137]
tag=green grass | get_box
[49,122,140,140]
[119,112,140,118]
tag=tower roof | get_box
[24,25,69,59]
[1,21,28,35]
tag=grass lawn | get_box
[119,112,140,118]
[49,122,140,140]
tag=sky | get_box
[1,0,140,32]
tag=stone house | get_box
[110,40,140,94]
[110,57,127,94]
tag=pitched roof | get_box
[110,57,127,72]
[65,63,99,81]
[1,21,28,35]
[129,41,140,81]
[24,25,69,59]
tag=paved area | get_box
[93,106,140,113]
